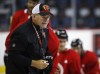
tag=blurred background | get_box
[0,0,100,30]
[0,0,100,74]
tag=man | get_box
[54,29,81,74]
[71,38,100,74]
[5,0,59,73]
[6,3,58,74]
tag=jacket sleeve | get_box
[48,27,59,74]
[9,32,32,67]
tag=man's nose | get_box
[42,18,49,23]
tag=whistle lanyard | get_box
[32,24,46,60]
[32,24,42,47]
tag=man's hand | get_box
[31,59,49,69]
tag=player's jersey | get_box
[10,9,30,31]
[81,51,100,74]
[56,49,81,74]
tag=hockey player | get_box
[55,29,81,74]
[71,38,100,74]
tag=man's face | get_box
[72,46,82,55]
[32,14,50,28]
[59,39,67,52]
[27,0,38,13]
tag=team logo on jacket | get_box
[43,5,49,11]
[64,60,68,64]
[82,64,85,68]
[12,43,16,47]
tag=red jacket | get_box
[81,51,100,74]
[56,49,81,74]
[5,9,59,74]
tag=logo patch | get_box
[43,5,49,10]
[12,43,16,47]
[64,60,68,64]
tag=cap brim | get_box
[39,12,54,17]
